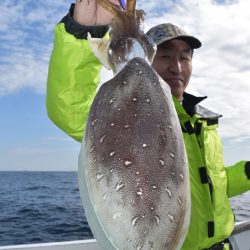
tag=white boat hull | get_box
[0,221,249,250]
[0,240,100,250]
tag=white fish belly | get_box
[78,58,190,250]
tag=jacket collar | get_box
[182,92,222,120]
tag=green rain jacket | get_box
[46,8,250,250]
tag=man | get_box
[46,1,250,249]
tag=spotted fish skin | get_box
[79,57,190,250]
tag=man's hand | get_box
[73,0,119,26]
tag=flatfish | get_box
[78,1,190,249]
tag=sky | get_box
[0,0,249,171]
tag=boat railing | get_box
[0,239,100,250]
[0,220,249,250]
[232,220,250,235]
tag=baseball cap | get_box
[146,23,202,49]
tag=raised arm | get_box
[46,1,118,142]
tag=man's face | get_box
[152,39,193,100]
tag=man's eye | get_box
[160,55,171,58]
[181,56,191,61]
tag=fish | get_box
[78,0,190,249]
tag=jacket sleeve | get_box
[226,161,250,197]
[46,4,109,142]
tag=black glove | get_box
[245,162,250,179]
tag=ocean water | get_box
[0,171,93,246]
[0,171,249,247]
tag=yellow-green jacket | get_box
[46,8,250,250]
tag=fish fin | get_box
[87,33,111,70]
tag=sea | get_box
[0,171,249,247]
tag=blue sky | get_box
[0,91,79,171]
[0,0,249,171]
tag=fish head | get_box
[95,0,156,74]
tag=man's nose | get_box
[168,57,182,74]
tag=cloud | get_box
[0,0,69,95]
[3,134,79,158]
[0,145,79,171]
[1,0,250,140]
[43,136,75,143]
